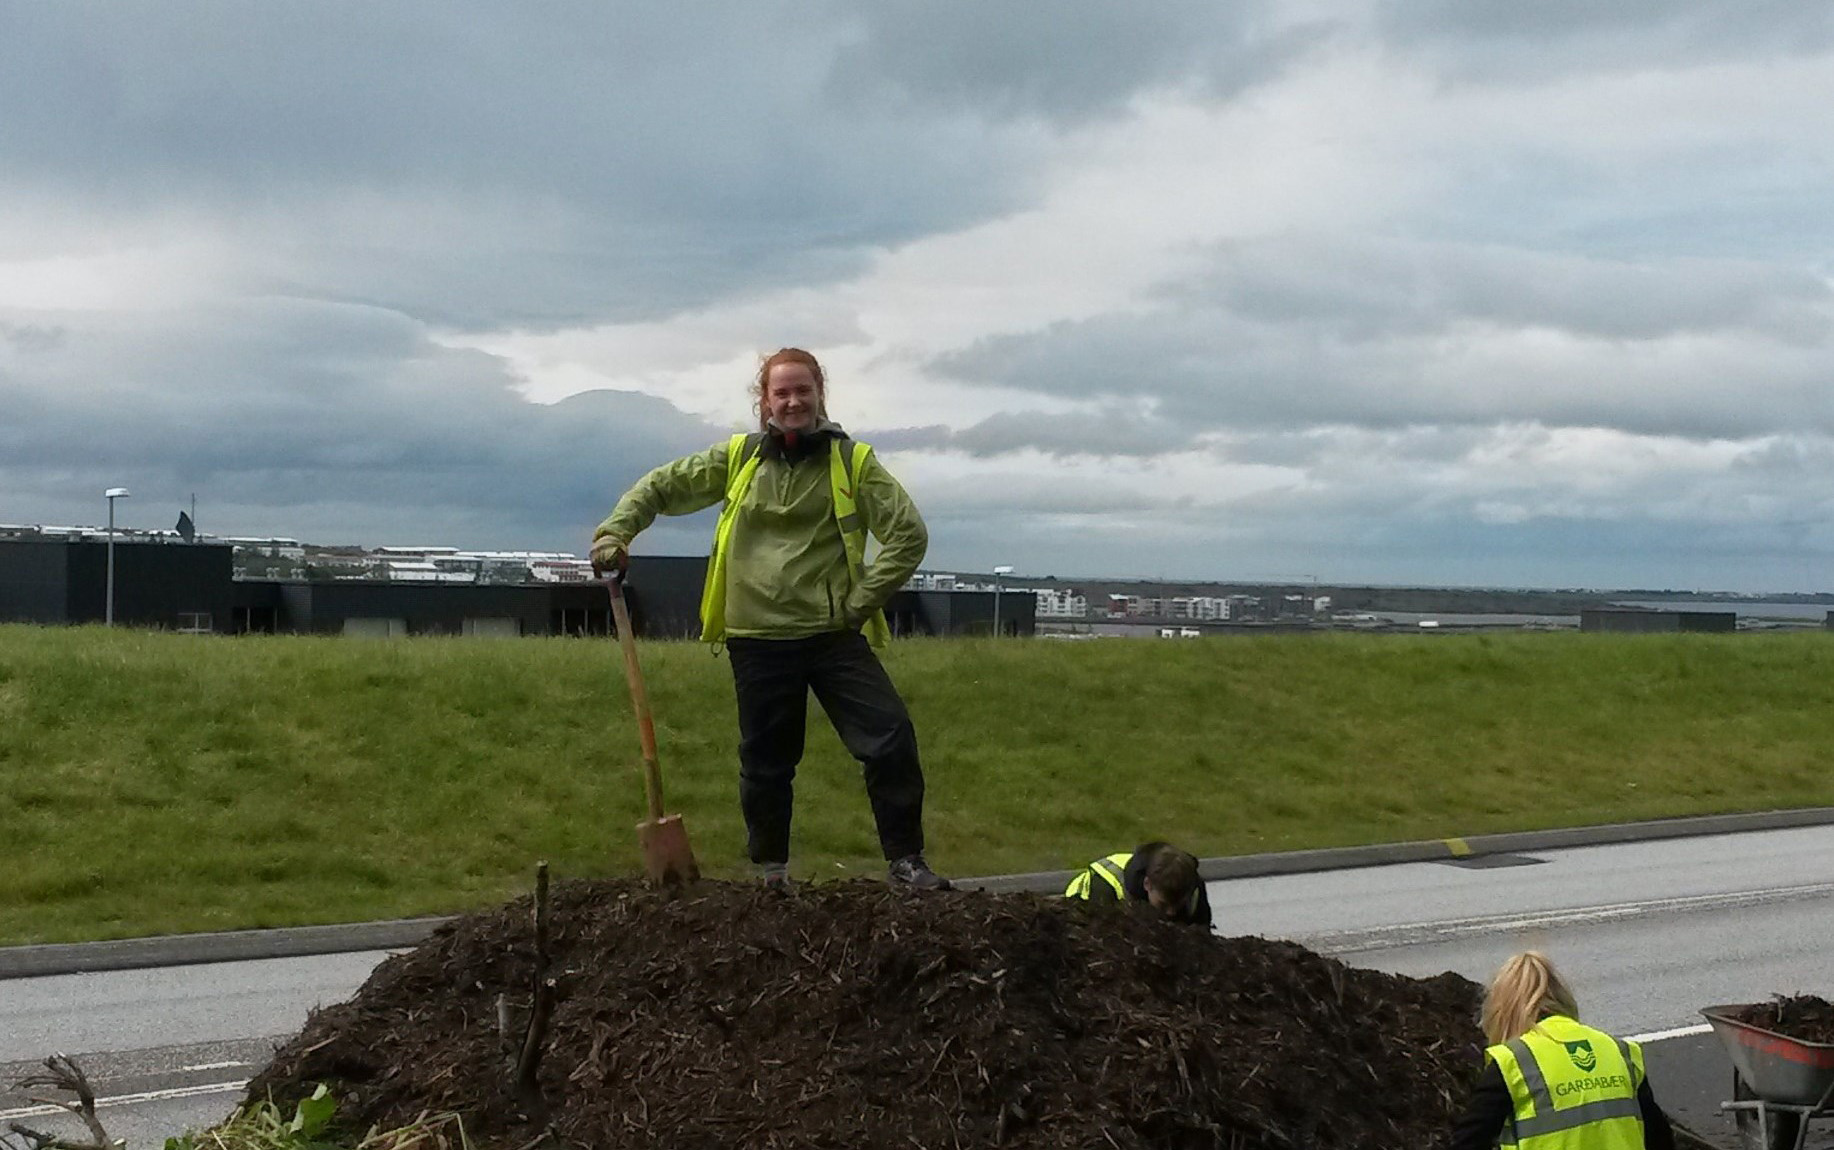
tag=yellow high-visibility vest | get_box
[699,432,892,648]
[1488,1015,1646,1150]
[1065,853,1132,900]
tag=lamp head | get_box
[105,487,131,499]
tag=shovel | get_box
[605,573,700,887]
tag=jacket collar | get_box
[762,418,847,463]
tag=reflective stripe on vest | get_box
[1065,853,1131,900]
[698,433,891,648]
[1489,1017,1646,1150]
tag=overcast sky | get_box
[4,2,1832,592]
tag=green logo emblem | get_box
[1565,1040,1597,1071]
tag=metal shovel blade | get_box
[638,813,700,887]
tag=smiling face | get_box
[764,361,822,432]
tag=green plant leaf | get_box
[289,1084,336,1138]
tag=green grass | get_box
[2,625,1832,944]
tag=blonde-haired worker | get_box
[1449,952,1674,1150]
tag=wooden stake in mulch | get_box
[514,861,557,1101]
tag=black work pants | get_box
[727,630,926,865]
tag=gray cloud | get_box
[1206,425,1494,470]
[0,4,1068,330]
[830,1,1314,123]
[1,322,67,354]
[2,5,1831,592]
[933,236,1834,441]
[0,299,725,548]
[864,408,1202,458]
[0,4,1343,332]
[1373,0,1834,80]
[1182,237,1833,344]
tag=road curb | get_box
[6,806,1833,980]
[0,918,453,981]
[962,805,1834,892]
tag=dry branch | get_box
[8,1055,118,1150]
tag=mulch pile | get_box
[247,880,1485,1149]
[1727,995,1834,1045]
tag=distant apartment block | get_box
[1032,588,1087,618]
[221,536,306,559]
[351,546,594,585]
[1108,594,1243,620]
[904,571,959,591]
[529,557,595,583]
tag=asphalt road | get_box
[0,952,390,1148]
[1209,823,1834,1148]
[3,825,1830,1148]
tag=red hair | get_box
[753,348,828,431]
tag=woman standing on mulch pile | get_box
[1451,951,1675,1150]
[592,348,948,892]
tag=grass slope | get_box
[2,626,1831,944]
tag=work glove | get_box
[590,537,628,578]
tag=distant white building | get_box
[1033,588,1087,618]
[375,546,463,557]
[363,547,591,585]
[1223,595,1261,620]
[905,571,958,591]
[377,558,476,584]
[529,557,595,583]
[223,536,306,560]
[1109,595,1231,620]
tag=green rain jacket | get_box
[593,422,928,643]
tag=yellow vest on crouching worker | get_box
[1064,853,1131,899]
[700,431,892,649]
[1488,1015,1646,1150]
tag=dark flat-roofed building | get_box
[1580,608,1736,633]
[3,540,1026,638]
[0,539,233,631]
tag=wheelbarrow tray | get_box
[1702,1004,1834,1109]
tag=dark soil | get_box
[1729,996,1834,1045]
[247,880,1485,1149]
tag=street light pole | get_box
[105,487,130,625]
[992,564,1014,637]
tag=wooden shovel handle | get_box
[607,577,665,822]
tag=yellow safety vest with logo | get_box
[1064,853,1132,900]
[700,432,892,649]
[1488,1015,1646,1150]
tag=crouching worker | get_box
[1064,842,1212,929]
[1450,951,1674,1150]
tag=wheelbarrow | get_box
[1702,1003,1834,1150]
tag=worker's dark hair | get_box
[1140,842,1200,905]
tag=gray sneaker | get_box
[887,854,952,891]
[758,862,791,891]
